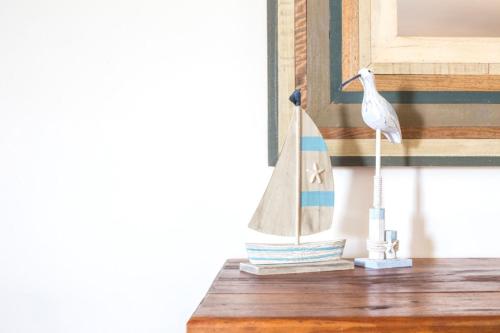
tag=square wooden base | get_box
[239,259,354,275]
[354,258,413,269]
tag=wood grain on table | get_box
[187,258,500,333]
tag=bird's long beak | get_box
[339,74,361,90]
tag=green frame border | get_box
[267,0,279,166]
[266,0,500,166]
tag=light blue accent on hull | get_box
[301,136,328,151]
[369,207,385,219]
[301,191,334,207]
[247,246,343,252]
[249,253,341,262]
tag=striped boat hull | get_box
[246,240,346,265]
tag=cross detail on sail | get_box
[307,162,325,184]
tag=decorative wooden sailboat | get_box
[240,90,353,275]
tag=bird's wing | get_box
[378,95,402,141]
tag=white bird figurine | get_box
[341,68,402,144]
[341,69,411,269]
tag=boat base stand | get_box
[240,260,354,275]
[354,258,413,269]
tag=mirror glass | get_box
[397,0,500,37]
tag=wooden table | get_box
[187,259,500,332]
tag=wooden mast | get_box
[369,128,385,259]
[290,90,302,245]
[295,103,301,244]
[374,129,382,209]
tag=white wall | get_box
[1,1,500,332]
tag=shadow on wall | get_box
[334,104,371,257]
[410,168,434,257]
[400,99,434,258]
[338,167,435,258]
[337,167,372,257]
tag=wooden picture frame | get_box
[342,0,500,93]
[360,0,500,74]
[268,0,500,166]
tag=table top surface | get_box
[188,258,500,332]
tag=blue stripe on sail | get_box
[248,253,339,261]
[370,208,385,219]
[247,246,343,252]
[301,191,334,207]
[301,136,328,151]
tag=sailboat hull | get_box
[245,240,346,265]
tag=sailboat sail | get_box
[248,110,334,236]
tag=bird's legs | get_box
[368,129,386,259]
